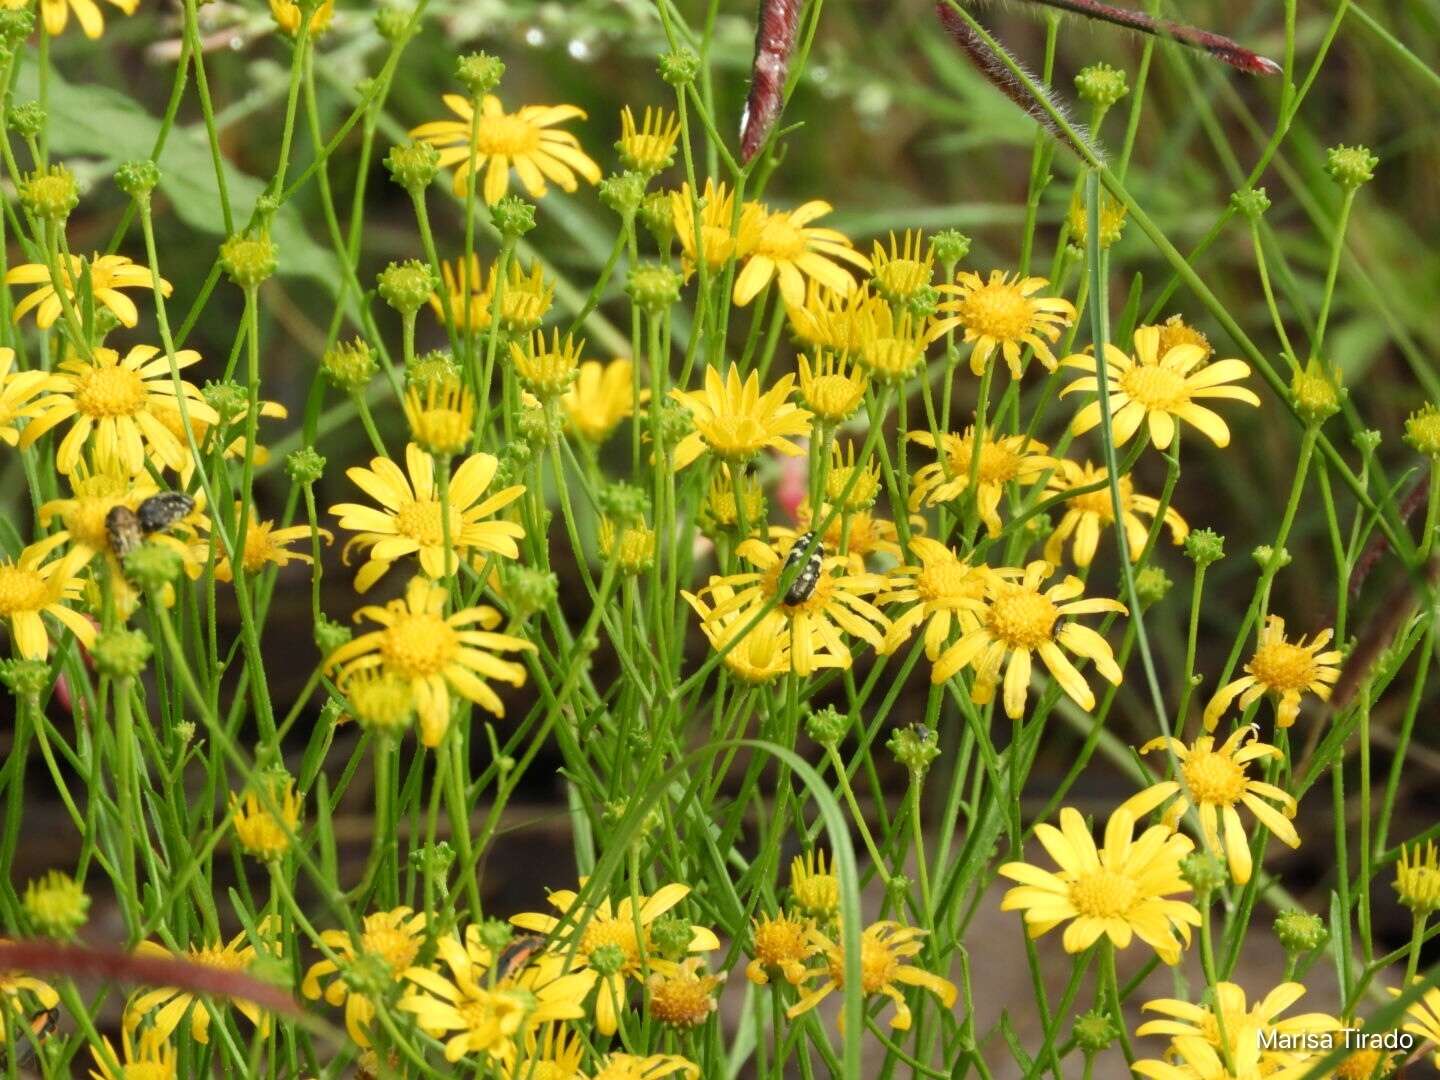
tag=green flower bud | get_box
[1291,359,1344,426]
[408,840,455,876]
[1073,1009,1118,1054]
[374,5,412,42]
[887,723,940,778]
[174,721,196,745]
[1229,187,1271,220]
[904,284,940,322]
[627,262,682,313]
[91,627,152,680]
[1074,62,1129,108]
[406,349,461,393]
[377,259,438,316]
[1273,910,1327,954]
[649,914,694,962]
[23,870,90,939]
[1353,428,1382,456]
[503,566,557,621]
[385,141,439,193]
[1325,144,1378,190]
[0,659,49,702]
[518,402,563,443]
[596,482,651,526]
[639,190,675,246]
[1134,565,1172,608]
[476,918,513,952]
[805,705,849,748]
[8,102,44,140]
[1253,544,1291,571]
[219,232,278,288]
[285,447,326,485]
[885,874,912,905]
[124,543,183,592]
[202,379,249,420]
[456,52,505,98]
[20,164,79,222]
[931,228,971,267]
[599,171,647,218]
[589,943,627,976]
[1180,851,1227,898]
[1405,403,1440,459]
[314,614,352,656]
[115,159,160,202]
[658,48,700,86]
[1184,528,1225,567]
[491,195,536,240]
[322,337,378,394]
[0,8,34,46]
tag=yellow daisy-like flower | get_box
[228,775,302,862]
[88,1027,176,1080]
[745,912,814,986]
[796,351,867,424]
[126,925,278,1045]
[1061,325,1261,449]
[1203,615,1343,731]
[935,560,1126,715]
[510,881,720,1037]
[773,502,905,573]
[1043,459,1189,567]
[198,511,331,583]
[790,849,840,922]
[0,347,56,445]
[38,457,158,561]
[999,805,1200,963]
[822,441,883,511]
[330,443,525,593]
[785,281,885,355]
[906,428,1056,536]
[400,929,594,1066]
[510,329,583,400]
[1394,840,1440,916]
[405,375,475,457]
[591,1054,699,1080]
[878,536,991,660]
[562,358,647,443]
[6,254,169,328]
[668,364,812,470]
[786,921,957,1031]
[0,949,58,1046]
[1137,981,1340,1077]
[326,576,535,746]
[682,586,804,683]
[853,302,934,385]
[146,394,287,481]
[869,229,935,304]
[502,1025,587,1080]
[1130,726,1300,886]
[646,957,721,1029]
[0,534,94,661]
[1395,980,1440,1069]
[21,346,217,476]
[409,94,601,203]
[616,106,681,174]
[269,0,332,35]
[1133,1034,1309,1079]
[17,0,135,37]
[688,535,890,676]
[302,907,427,1047]
[733,200,870,307]
[670,180,763,276]
[1066,187,1127,250]
[697,466,766,537]
[430,256,555,335]
[933,270,1076,377]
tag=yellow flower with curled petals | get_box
[999,805,1200,963]
[682,586,801,683]
[21,346,218,476]
[733,200,870,307]
[329,443,525,593]
[1043,459,1189,568]
[197,508,331,583]
[410,95,601,203]
[325,577,535,746]
[746,912,814,986]
[510,881,719,1037]
[786,921,957,1031]
[1127,726,1300,885]
[936,561,1126,717]
[869,229,935,304]
[796,351,866,424]
[1061,325,1260,449]
[669,364,811,470]
[6,254,168,328]
[1203,615,1342,731]
[933,270,1075,377]
[616,106,680,174]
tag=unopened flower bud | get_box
[322,337,377,394]
[1229,187,1271,220]
[887,723,940,777]
[20,164,78,222]
[377,259,438,316]
[385,141,439,193]
[1326,144,1378,190]
[115,159,160,202]
[1185,528,1225,567]
[456,52,505,97]
[1273,910,1327,954]
[627,263,682,312]
[285,447,326,485]
[658,48,700,86]
[1074,62,1128,108]
[8,102,44,140]
[220,232,278,289]
[92,627,152,680]
[491,195,535,239]
[24,871,90,939]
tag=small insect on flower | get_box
[1,1007,59,1071]
[781,530,824,605]
[497,934,547,981]
[136,492,196,534]
[105,506,144,560]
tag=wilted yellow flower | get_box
[6,254,168,328]
[733,201,869,307]
[746,912,814,986]
[410,94,601,203]
[787,921,957,1031]
[934,270,1075,377]
[869,229,934,304]
[229,775,302,861]
[647,958,722,1029]
[1151,314,1213,364]
[1204,615,1343,730]
[598,517,656,574]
